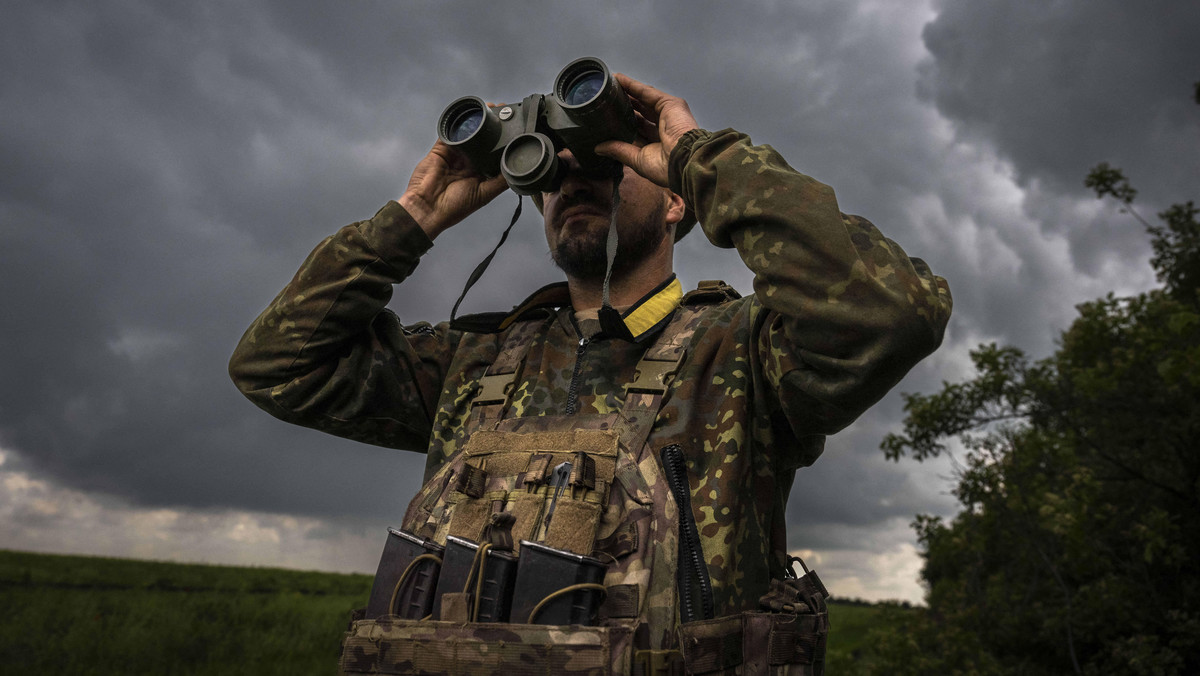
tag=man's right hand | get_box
[595,73,699,189]
[399,140,509,240]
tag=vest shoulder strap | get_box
[467,316,547,426]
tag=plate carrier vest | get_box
[339,286,830,675]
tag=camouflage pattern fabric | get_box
[394,308,696,656]
[339,617,635,675]
[338,611,826,675]
[230,128,952,620]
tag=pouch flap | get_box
[679,614,744,674]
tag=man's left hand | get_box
[595,73,699,188]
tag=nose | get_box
[552,151,604,203]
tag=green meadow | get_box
[0,549,899,674]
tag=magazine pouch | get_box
[678,558,830,675]
[364,528,444,620]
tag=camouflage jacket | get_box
[229,128,952,615]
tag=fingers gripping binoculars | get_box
[437,58,636,195]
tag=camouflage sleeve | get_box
[227,201,459,451]
[669,128,953,468]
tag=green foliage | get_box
[1148,200,1200,301]
[869,120,1200,672]
[1084,161,1138,205]
[0,548,371,597]
[881,344,1048,463]
[0,549,372,675]
[856,604,1008,676]
[1084,163,1200,301]
[824,602,911,673]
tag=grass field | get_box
[0,549,371,675]
[824,601,897,672]
[0,549,897,674]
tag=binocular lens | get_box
[438,96,505,176]
[562,70,606,107]
[444,106,484,144]
[501,132,561,195]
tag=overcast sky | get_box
[2,0,1196,604]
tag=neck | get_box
[566,246,675,312]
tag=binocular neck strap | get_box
[601,175,622,310]
[450,194,524,324]
[598,172,635,340]
[449,167,631,340]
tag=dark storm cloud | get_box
[918,0,1200,275]
[0,0,439,519]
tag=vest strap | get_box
[626,355,684,395]
[633,648,686,676]
[468,317,547,425]
[613,306,701,451]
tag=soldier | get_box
[230,71,951,674]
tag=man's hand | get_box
[594,73,699,188]
[399,140,509,240]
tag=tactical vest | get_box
[339,286,829,675]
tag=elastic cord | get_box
[388,553,443,618]
[526,582,608,624]
[463,543,494,622]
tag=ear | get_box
[664,190,686,226]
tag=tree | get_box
[861,93,1200,674]
[1085,162,1200,301]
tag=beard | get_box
[550,199,668,281]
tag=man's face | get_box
[541,152,673,281]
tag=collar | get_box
[450,275,683,343]
[449,282,570,334]
[599,275,683,342]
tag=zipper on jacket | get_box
[660,444,715,623]
[564,336,590,415]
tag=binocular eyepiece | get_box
[437,58,635,195]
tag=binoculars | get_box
[437,57,636,195]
